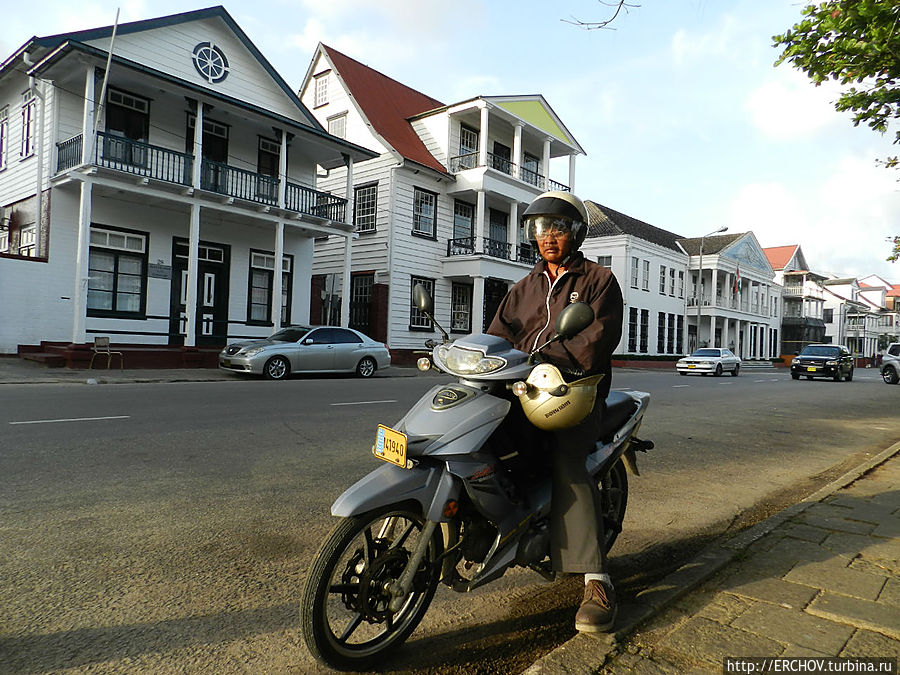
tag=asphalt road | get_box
[0,367,897,674]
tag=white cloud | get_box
[745,68,845,140]
[727,156,900,280]
[671,14,740,66]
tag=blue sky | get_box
[4,0,898,281]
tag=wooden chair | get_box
[89,337,124,370]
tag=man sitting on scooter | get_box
[487,191,624,633]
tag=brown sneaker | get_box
[574,579,617,633]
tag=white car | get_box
[676,348,741,377]
[219,325,391,380]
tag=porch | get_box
[17,341,221,369]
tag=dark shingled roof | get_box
[676,233,744,256]
[585,201,684,252]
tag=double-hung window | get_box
[453,200,474,241]
[669,268,676,296]
[314,72,328,107]
[451,283,472,333]
[412,188,437,237]
[20,94,35,158]
[659,265,666,294]
[410,276,435,330]
[354,183,377,233]
[642,260,650,291]
[328,113,347,139]
[87,226,147,316]
[248,251,293,325]
[596,255,612,268]
[459,125,478,169]
[630,257,639,289]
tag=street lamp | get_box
[696,226,728,350]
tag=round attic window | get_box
[192,42,229,84]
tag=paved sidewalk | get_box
[527,443,900,674]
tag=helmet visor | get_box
[525,215,575,242]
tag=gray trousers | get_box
[549,400,607,574]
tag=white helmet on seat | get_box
[516,363,604,430]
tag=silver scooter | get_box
[301,287,653,671]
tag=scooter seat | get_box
[598,391,638,442]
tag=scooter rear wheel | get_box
[301,505,443,671]
[599,459,628,552]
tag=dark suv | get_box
[791,344,854,382]
[881,343,900,385]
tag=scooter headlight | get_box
[437,345,506,375]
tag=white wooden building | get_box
[676,233,781,359]
[580,202,689,357]
[298,44,584,362]
[0,7,374,365]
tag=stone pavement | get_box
[526,443,900,674]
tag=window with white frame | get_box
[451,283,472,332]
[412,188,436,237]
[0,107,7,170]
[354,183,377,232]
[410,276,435,329]
[596,255,612,268]
[453,200,474,240]
[659,265,666,294]
[314,73,328,107]
[459,125,479,169]
[678,270,684,298]
[630,257,639,288]
[248,250,293,324]
[642,259,650,291]
[87,226,147,316]
[669,268,676,296]
[18,225,36,256]
[328,113,347,139]
[0,229,7,253]
[20,94,35,158]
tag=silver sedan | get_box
[218,326,391,380]
[675,348,741,377]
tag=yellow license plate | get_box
[807,366,818,372]
[688,364,696,369]
[374,424,407,468]
[223,359,231,367]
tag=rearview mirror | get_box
[555,302,594,339]
[413,284,434,314]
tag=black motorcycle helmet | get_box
[522,191,590,254]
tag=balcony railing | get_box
[55,132,347,221]
[448,152,570,192]
[446,236,538,264]
[56,135,82,172]
[285,182,347,222]
[201,158,277,204]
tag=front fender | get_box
[331,462,455,519]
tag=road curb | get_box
[523,439,900,674]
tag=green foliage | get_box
[774,1,900,262]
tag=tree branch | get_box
[563,0,640,30]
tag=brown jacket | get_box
[487,252,623,396]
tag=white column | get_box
[512,122,523,181]
[472,276,486,333]
[478,104,489,168]
[81,68,95,162]
[191,102,204,189]
[184,204,201,347]
[272,221,284,332]
[277,130,288,209]
[542,138,551,190]
[71,180,93,344]
[711,268,718,305]
[722,317,730,352]
[341,234,352,327]
[509,200,519,257]
[475,190,485,253]
[568,154,576,192]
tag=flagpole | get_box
[86,8,120,161]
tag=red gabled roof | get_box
[322,45,448,175]
[888,284,900,297]
[763,245,798,271]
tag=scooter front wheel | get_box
[301,505,443,671]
